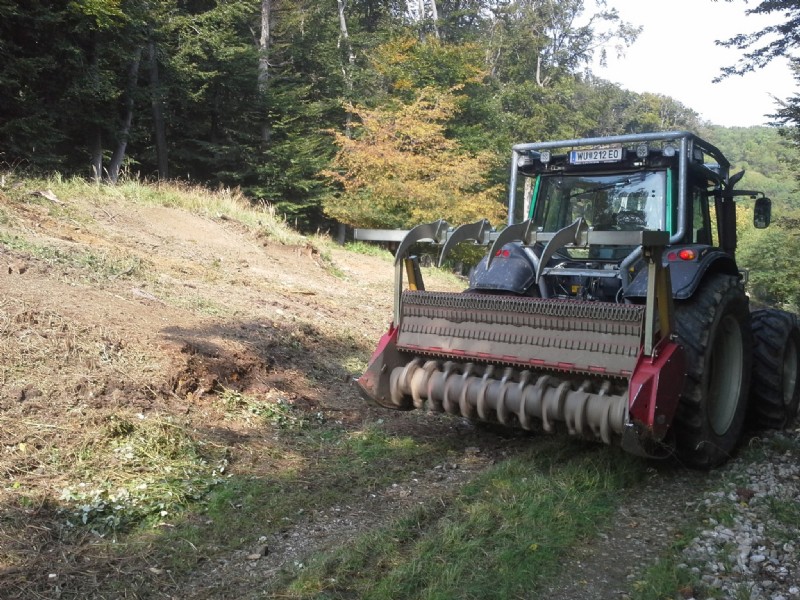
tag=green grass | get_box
[766,496,800,526]
[270,439,647,600]
[134,421,467,574]
[0,230,146,280]
[765,431,800,454]
[629,557,695,600]
[1,172,307,246]
[18,414,454,574]
[420,264,468,289]
[343,240,394,258]
[52,414,228,537]
[217,387,324,428]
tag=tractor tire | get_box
[673,273,752,469]
[750,309,800,429]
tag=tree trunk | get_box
[337,0,356,244]
[90,129,103,183]
[428,0,439,39]
[416,0,426,40]
[535,53,550,88]
[523,175,533,220]
[87,31,103,182]
[148,37,168,179]
[412,0,439,40]
[337,0,355,138]
[108,47,142,184]
[336,223,347,245]
[259,0,272,145]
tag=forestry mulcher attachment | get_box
[355,131,800,468]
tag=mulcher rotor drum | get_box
[385,291,644,443]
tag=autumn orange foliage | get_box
[323,87,505,229]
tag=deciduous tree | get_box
[715,0,800,78]
[323,88,504,228]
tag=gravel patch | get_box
[679,429,800,600]
[544,429,800,600]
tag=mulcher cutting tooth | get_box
[535,217,588,283]
[437,219,493,267]
[486,219,536,269]
[394,219,450,266]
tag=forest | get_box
[1,0,799,307]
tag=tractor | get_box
[355,131,800,468]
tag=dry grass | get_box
[0,172,528,599]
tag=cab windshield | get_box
[532,171,667,233]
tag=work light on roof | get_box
[540,150,551,164]
[517,154,534,168]
[636,143,649,158]
[662,145,676,157]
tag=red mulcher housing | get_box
[355,132,800,468]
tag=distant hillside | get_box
[701,125,799,208]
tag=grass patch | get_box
[113,178,307,245]
[421,265,467,289]
[1,173,307,245]
[218,387,324,429]
[338,241,471,290]
[272,439,646,599]
[138,421,464,575]
[317,246,346,278]
[0,230,146,280]
[343,241,394,259]
[766,496,800,526]
[162,290,227,315]
[630,557,695,600]
[54,414,228,537]
[628,511,703,600]
[764,430,800,455]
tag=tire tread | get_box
[750,309,800,429]
[673,273,752,468]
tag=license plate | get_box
[570,146,623,164]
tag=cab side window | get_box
[691,184,716,246]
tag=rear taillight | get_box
[667,249,697,261]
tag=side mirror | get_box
[754,196,771,229]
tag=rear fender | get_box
[625,246,739,300]
[468,242,538,294]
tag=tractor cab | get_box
[467,133,770,301]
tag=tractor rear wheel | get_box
[750,309,800,429]
[673,273,752,469]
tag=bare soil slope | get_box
[1,187,430,595]
[2,189,392,423]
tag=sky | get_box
[591,0,797,127]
